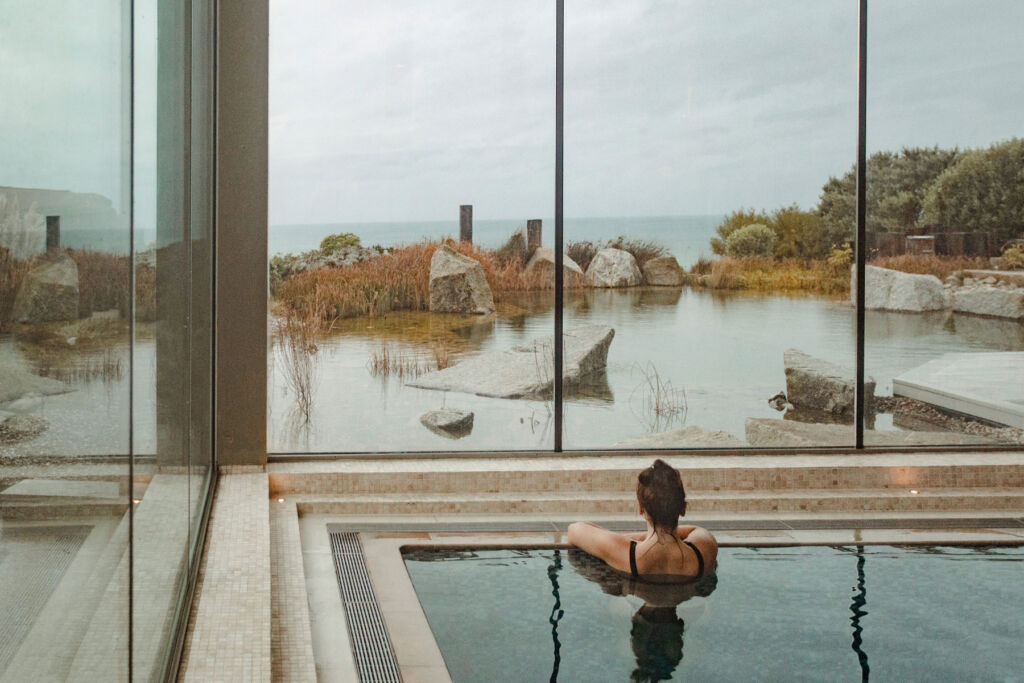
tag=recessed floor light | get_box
[909,489,919,495]
[278,498,285,503]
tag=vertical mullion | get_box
[127,0,135,677]
[554,0,564,452]
[855,0,868,449]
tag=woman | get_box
[568,459,717,582]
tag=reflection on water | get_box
[265,288,1024,452]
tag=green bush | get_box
[319,232,361,255]
[710,209,770,255]
[724,223,777,258]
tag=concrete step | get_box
[282,487,1024,516]
[268,453,1024,497]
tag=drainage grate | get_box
[330,532,402,683]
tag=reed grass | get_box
[366,341,455,378]
[274,309,322,422]
[631,362,687,433]
[278,239,548,325]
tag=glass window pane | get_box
[0,1,131,678]
[564,1,857,450]
[268,1,555,453]
[864,0,1024,447]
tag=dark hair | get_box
[636,459,686,532]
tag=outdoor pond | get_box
[4,285,1023,458]
[267,287,1024,453]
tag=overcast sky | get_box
[1,1,1022,229]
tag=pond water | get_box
[268,288,1024,453]
[5,287,1021,457]
[403,545,1024,682]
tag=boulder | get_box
[952,286,1024,320]
[0,349,70,405]
[524,248,585,288]
[408,325,614,399]
[640,256,685,286]
[614,426,744,449]
[428,245,495,314]
[0,414,48,444]
[745,417,993,447]
[11,253,80,323]
[420,409,474,439]
[853,265,945,312]
[584,248,642,288]
[784,349,874,415]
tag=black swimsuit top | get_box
[629,538,705,579]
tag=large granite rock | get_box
[429,245,495,314]
[952,286,1024,320]
[11,253,79,323]
[525,248,585,288]
[745,417,993,447]
[420,409,474,439]
[408,325,614,399]
[614,426,744,449]
[854,265,946,312]
[585,248,643,288]
[641,256,685,287]
[0,349,70,405]
[784,349,874,415]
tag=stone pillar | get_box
[45,216,60,253]
[526,219,542,252]
[459,205,472,243]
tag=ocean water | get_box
[270,215,723,269]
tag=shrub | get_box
[690,254,714,275]
[710,209,770,255]
[724,223,777,258]
[1002,246,1024,269]
[319,232,361,256]
[827,244,852,271]
[604,236,667,268]
[566,240,598,271]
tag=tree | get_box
[921,138,1024,244]
[817,146,960,245]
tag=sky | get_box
[1,0,1022,230]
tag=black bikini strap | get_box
[629,540,639,578]
[683,540,704,578]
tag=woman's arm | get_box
[567,522,631,573]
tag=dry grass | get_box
[278,239,548,325]
[870,254,988,278]
[0,248,29,332]
[68,249,130,318]
[366,341,454,379]
[274,309,322,422]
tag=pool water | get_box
[403,545,1024,682]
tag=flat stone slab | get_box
[407,325,614,399]
[894,352,1024,428]
[745,417,993,447]
[784,349,874,415]
[420,409,474,439]
[614,426,744,449]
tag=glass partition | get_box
[863,0,1024,446]
[268,0,555,452]
[562,0,858,450]
[0,0,215,679]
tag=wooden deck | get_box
[893,352,1024,428]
